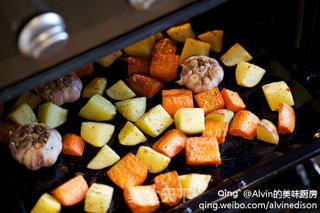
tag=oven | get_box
[1,0,320,212]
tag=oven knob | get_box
[18,12,69,59]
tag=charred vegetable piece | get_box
[194,87,225,115]
[178,56,224,94]
[128,74,164,99]
[135,104,174,137]
[162,89,194,117]
[179,38,210,64]
[82,77,107,98]
[278,103,295,134]
[35,72,82,106]
[150,54,179,82]
[154,170,182,206]
[220,43,253,66]
[229,110,260,140]
[152,37,177,56]
[221,88,246,112]
[179,174,211,200]
[87,145,120,170]
[124,185,160,213]
[118,121,147,146]
[79,94,116,121]
[202,120,228,144]
[84,183,114,213]
[51,175,89,206]
[80,122,114,147]
[38,102,68,128]
[115,97,146,122]
[9,123,62,170]
[152,129,186,158]
[9,103,37,125]
[97,50,122,68]
[185,137,221,165]
[31,193,61,213]
[136,146,171,173]
[127,57,150,76]
[198,30,223,53]
[262,81,294,111]
[123,36,155,57]
[107,153,148,190]
[11,91,42,110]
[174,108,205,135]
[106,80,136,101]
[166,23,195,43]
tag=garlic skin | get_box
[35,72,82,106]
[9,123,62,171]
[177,56,224,94]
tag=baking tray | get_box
[1,1,320,212]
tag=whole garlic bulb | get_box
[9,123,62,171]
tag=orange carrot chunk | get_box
[128,74,164,99]
[62,133,85,156]
[51,175,89,206]
[152,38,177,56]
[150,54,179,82]
[154,170,182,206]
[278,103,295,134]
[185,137,221,165]
[220,88,246,112]
[124,185,160,213]
[107,153,148,190]
[152,129,187,158]
[229,110,260,140]
[127,57,150,76]
[162,89,194,117]
[203,120,229,144]
[75,63,94,77]
[194,87,224,115]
